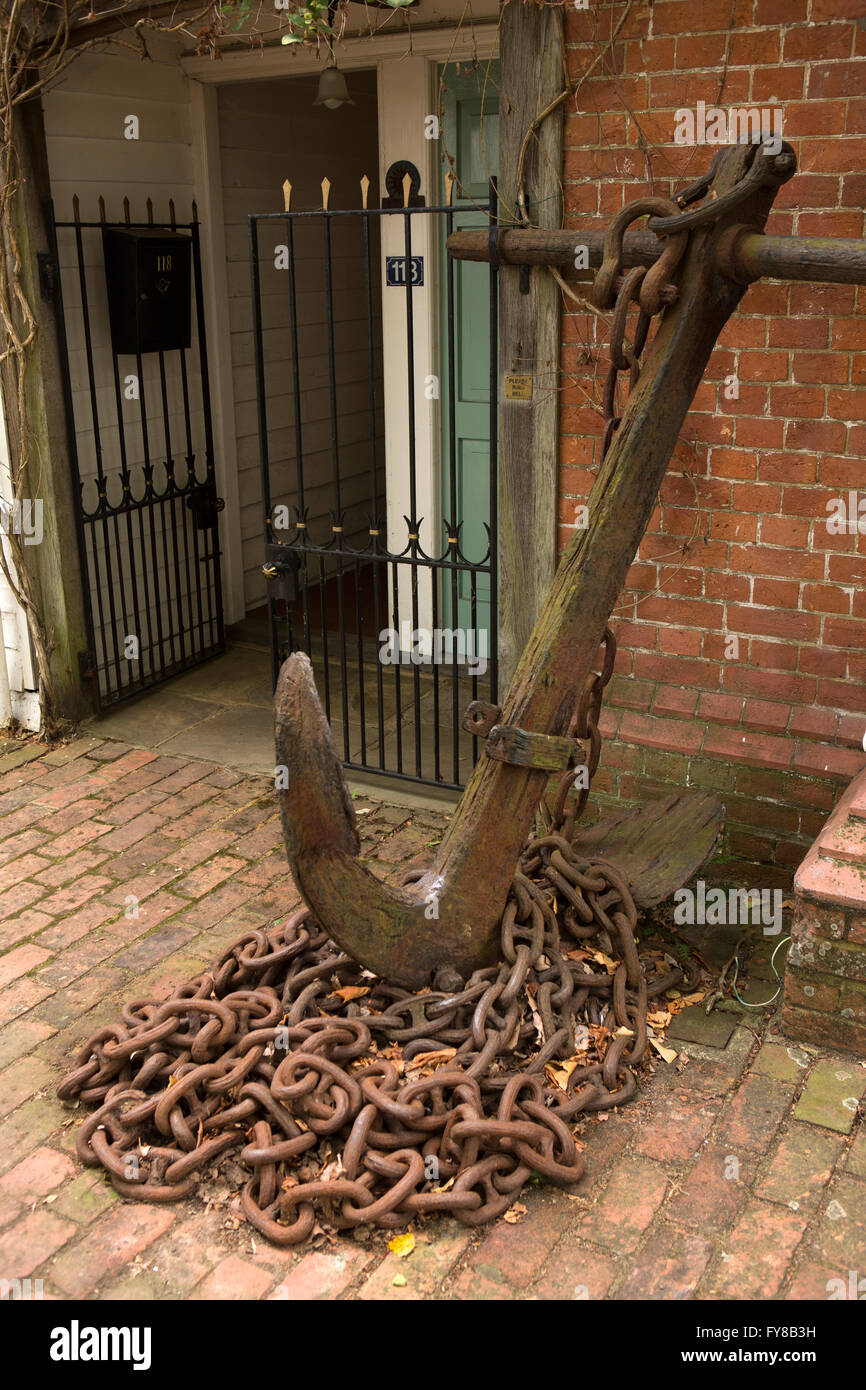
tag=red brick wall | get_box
[560,0,866,879]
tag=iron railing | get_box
[250,173,498,789]
[49,196,224,708]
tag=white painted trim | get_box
[0,608,12,728]
[182,22,499,83]
[377,53,458,640]
[188,78,246,625]
[0,387,40,732]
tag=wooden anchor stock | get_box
[446,222,866,288]
[274,141,847,989]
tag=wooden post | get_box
[0,95,94,725]
[496,0,564,689]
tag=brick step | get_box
[782,765,866,1057]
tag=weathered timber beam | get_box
[447,226,866,287]
[496,0,564,691]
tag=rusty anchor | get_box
[61,137,866,1240]
[274,140,797,989]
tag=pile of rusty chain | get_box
[58,781,696,1242]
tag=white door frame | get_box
[184,24,499,627]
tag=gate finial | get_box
[283,180,292,213]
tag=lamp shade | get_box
[313,63,354,110]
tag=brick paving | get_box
[1,734,865,1300]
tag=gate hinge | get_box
[38,252,60,302]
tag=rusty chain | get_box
[547,196,687,844]
[58,758,697,1242]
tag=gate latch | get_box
[187,483,225,530]
[262,544,302,602]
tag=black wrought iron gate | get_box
[249,167,498,789]
[49,197,224,709]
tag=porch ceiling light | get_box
[314,60,354,110]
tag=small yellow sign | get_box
[504,373,533,401]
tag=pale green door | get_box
[438,62,499,648]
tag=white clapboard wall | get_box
[42,48,216,690]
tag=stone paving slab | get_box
[0,735,865,1301]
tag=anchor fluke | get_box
[275,651,501,987]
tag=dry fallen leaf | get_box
[503,1202,527,1224]
[667,990,706,1015]
[405,1047,457,1073]
[432,1176,455,1193]
[331,985,370,1003]
[525,984,545,1047]
[589,949,618,974]
[318,1157,345,1183]
[388,1232,415,1258]
[647,1009,672,1029]
[649,1036,678,1064]
[545,1056,582,1091]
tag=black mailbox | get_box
[102,227,192,355]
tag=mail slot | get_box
[102,227,192,355]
